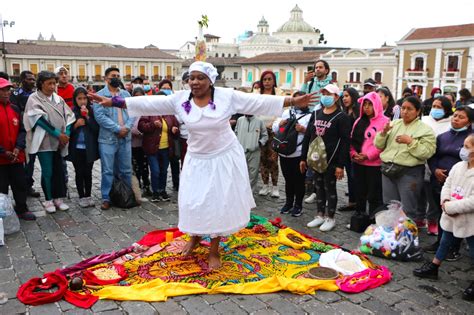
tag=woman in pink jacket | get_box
[350,92,389,216]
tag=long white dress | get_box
[126,87,284,237]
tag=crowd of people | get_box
[0,58,473,297]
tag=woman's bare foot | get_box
[181,236,201,256]
[208,252,222,270]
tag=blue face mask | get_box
[143,84,151,92]
[320,95,335,107]
[459,147,472,161]
[451,125,468,132]
[430,108,445,120]
[161,89,173,96]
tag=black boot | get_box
[462,282,474,301]
[413,262,439,279]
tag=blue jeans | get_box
[436,230,474,262]
[99,140,132,202]
[148,149,169,193]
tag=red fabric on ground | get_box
[17,271,68,306]
[64,290,99,309]
[136,228,183,246]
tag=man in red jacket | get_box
[0,78,36,220]
[56,66,75,108]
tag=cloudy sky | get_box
[2,0,474,50]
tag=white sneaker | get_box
[305,193,317,204]
[78,198,89,208]
[87,197,95,207]
[43,200,56,213]
[307,216,325,228]
[258,185,270,196]
[320,218,336,232]
[53,199,69,211]
[271,186,280,198]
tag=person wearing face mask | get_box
[422,87,442,116]
[301,84,351,232]
[375,96,436,224]
[93,67,134,210]
[414,133,474,302]
[424,106,474,259]
[142,79,154,95]
[420,96,454,233]
[158,79,180,191]
[131,76,144,91]
[301,59,332,111]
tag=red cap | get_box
[0,78,13,89]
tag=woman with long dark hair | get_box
[67,87,99,208]
[377,86,399,120]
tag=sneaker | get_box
[413,262,439,279]
[320,218,336,232]
[423,241,439,254]
[100,201,110,210]
[338,204,357,212]
[290,206,303,217]
[415,219,426,229]
[18,211,36,221]
[270,186,280,198]
[462,282,474,301]
[446,251,462,262]
[258,185,270,196]
[143,187,153,197]
[160,191,171,202]
[307,216,325,228]
[427,221,438,235]
[87,197,95,207]
[28,188,41,198]
[43,200,56,213]
[53,199,69,211]
[78,198,89,208]
[280,204,292,214]
[304,193,317,204]
[151,192,160,202]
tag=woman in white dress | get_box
[89,61,317,269]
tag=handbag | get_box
[380,162,409,179]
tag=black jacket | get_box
[66,105,100,163]
[301,108,351,169]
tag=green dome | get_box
[276,5,316,33]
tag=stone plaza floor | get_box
[0,161,473,314]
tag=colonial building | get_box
[175,34,239,60]
[239,50,329,92]
[396,23,474,99]
[239,17,300,58]
[273,5,321,47]
[2,39,183,87]
[182,57,244,89]
[321,47,398,93]
[239,47,398,94]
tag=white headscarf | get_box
[188,61,218,84]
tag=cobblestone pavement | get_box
[0,161,473,314]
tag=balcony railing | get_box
[405,69,428,79]
[123,75,132,81]
[77,76,88,82]
[152,75,162,81]
[443,70,460,79]
[93,75,103,81]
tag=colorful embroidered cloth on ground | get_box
[18,215,391,308]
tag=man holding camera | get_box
[301,59,332,111]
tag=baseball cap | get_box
[363,78,377,87]
[321,84,340,95]
[54,66,69,74]
[0,78,13,89]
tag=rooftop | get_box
[402,23,474,41]
[276,5,316,34]
[238,50,331,64]
[182,57,246,67]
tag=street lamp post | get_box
[0,15,15,73]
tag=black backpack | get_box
[272,109,308,155]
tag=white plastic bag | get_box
[375,201,407,228]
[0,194,20,235]
[319,248,367,276]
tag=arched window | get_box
[414,57,424,71]
[297,39,303,45]
[228,53,231,57]
[447,55,459,71]
[215,53,219,57]
[286,39,291,44]
[222,53,225,57]
[374,72,382,83]
[331,71,338,82]
[349,71,361,83]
